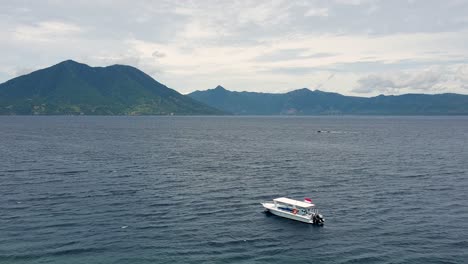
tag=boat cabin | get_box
[273,197,316,216]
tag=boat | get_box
[261,197,324,224]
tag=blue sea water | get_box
[1,116,467,264]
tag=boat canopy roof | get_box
[274,197,315,208]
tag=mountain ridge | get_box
[189,86,468,115]
[2,60,467,115]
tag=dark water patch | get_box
[2,247,108,260]
[43,170,89,175]
[108,189,138,196]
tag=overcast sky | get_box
[1,0,468,96]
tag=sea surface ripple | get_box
[1,116,467,263]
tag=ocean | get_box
[1,116,467,263]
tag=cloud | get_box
[254,49,337,62]
[152,50,166,58]
[1,1,468,95]
[333,0,368,5]
[352,64,468,95]
[315,73,336,90]
[234,0,292,28]
[13,21,83,42]
[304,8,329,17]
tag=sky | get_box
[1,0,468,96]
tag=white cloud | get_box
[304,8,329,17]
[179,20,221,39]
[352,64,468,95]
[333,0,374,6]
[1,1,468,96]
[152,50,166,58]
[13,21,83,42]
[235,0,291,27]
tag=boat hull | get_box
[262,202,314,224]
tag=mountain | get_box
[188,85,284,115]
[189,86,468,115]
[0,60,223,115]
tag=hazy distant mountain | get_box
[189,86,468,115]
[188,85,284,115]
[0,60,223,115]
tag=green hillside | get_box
[0,60,223,115]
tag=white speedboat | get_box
[261,197,324,224]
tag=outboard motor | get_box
[312,213,325,225]
[317,214,324,224]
